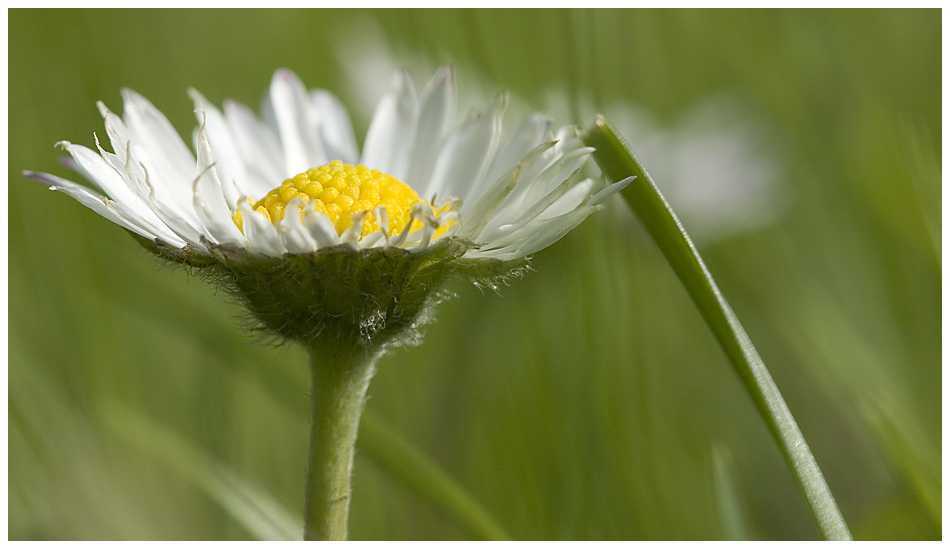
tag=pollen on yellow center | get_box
[233,160,446,240]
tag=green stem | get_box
[580,115,852,541]
[304,344,381,541]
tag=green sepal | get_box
[208,238,472,350]
[130,230,530,353]
[128,232,218,268]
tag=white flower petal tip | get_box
[95,101,112,118]
[303,207,341,250]
[57,155,79,172]
[373,205,391,243]
[591,176,634,206]
[28,67,621,266]
[276,197,318,254]
[340,211,369,248]
[22,170,54,188]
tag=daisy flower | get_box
[24,67,630,541]
[25,67,629,347]
[27,67,625,261]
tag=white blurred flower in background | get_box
[546,89,787,245]
[603,96,785,244]
[331,15,784,247]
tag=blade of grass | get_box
[359,412,510,540]
[712,443,751,540]
[580,115,852,541]
[102,401,303,541]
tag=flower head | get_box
[25,67,629,349]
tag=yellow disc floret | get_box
[233,160,447,240]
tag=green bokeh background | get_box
[8,8,940,540]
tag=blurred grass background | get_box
[8,8,940,540]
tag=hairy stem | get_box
[303,344,381,541]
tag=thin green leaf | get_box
[580,115,852,541]
[359,411,510,541]
[102,402,303,541]
[712,443,751,540]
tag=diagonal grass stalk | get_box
[580,115,852,541]
[103,402,303,541]
[359,412,511,540]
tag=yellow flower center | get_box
[233,160,446,239]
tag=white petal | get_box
[239,200,286,256]
[96,110,173,223]
[262,69,327,176]
[422,93,505,203]
[303,207,341,250]
[93,101,129,166]
[478,174,576,243]
[482,113,552,188]
[120,89,197,199]
[360,70,417,178]
[26,171,142,233]
[537,177,595,221]
[459,142,554,238]
[193,124,246,246]
[223,99,285,197]
[97,102,133,169]
[433,204,462,241]
[589,176,634,206]
[310,89,359,164]
[340,211,368,249]
[490,140,593,225]
[189,90,246,207]
[476,204,600,262]
[59,141,156,223]
[277,197,317,253]
[358,232,385,249]
[98,134,202,245]
[374,205,389,237]
[24,170,190,247]
[387,206,417,248]
[97,141,204,250]
[406,67,456,191]
[413,210,436,251]
[58,153,90,181]
[512,128,583,191]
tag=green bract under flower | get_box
[26,67,630,349]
